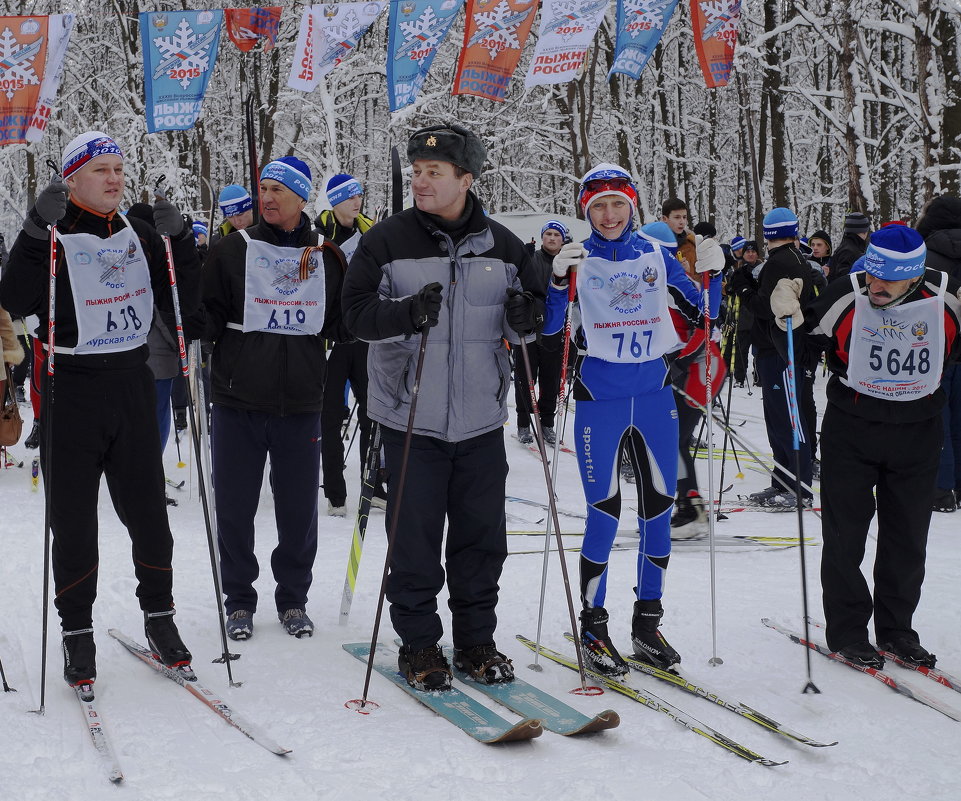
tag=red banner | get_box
[225,7,282,52]
[0,15,50,145]
[690,0,741,89]
[453,0,539,102]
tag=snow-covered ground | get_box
[1,379,960,801]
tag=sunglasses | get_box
[583,177,632,193]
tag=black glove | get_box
[505,287,542,337]
[153,188,185,237]
[728,267,757,299]
[409,282,443,331]
[24,177,68,239]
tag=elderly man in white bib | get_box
[200,156,349,641]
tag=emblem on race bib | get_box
[642,264,657,286]
[269,257,305,296]
[75,251,92,265]
[588,276,604,290]
[912,320,928,340]
[607,271,644,315]
[96,246,130,288]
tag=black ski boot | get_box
[837,641,884,670]
[453,643,514,684]
[631,600,681,669]
[879,634,937,668]
[144,610,192,667]
[24,420,40,450]
[579,606,629,679]
[670,492,707,540]
[398,643,453,692]
[62,629,96,687]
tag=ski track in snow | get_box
[1,381,959,800]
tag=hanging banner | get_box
[690,0,740,88]
[288,2,384,91]
[225,6,282,52]
[523,0,609,88]
[608,0,677,80]
[25,14,74,144]
[0,15,50,146]
[140,10,224,133]
[387,0,466,112]
[452,0,538,102]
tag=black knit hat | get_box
[693,221,717,237]
[407,123,486,177]
[844,212,870,234]
[808,229,832,252]
[742,240,759,253]
[916,195,961,240]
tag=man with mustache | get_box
[771,224,961,669]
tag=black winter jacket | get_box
[0,201,200,369]
[828,232,868,283]
[925,228,961,280]
[201,215,347,415]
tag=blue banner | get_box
[608,0,679,80]
[387,0,465,112]
[140,10,223,133]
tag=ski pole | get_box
[785,317,820,694]
[351,328,430,711]
[529,266,576,673]
[516,330,595,693]
[159,222,239,685]
[34,209,58,716]
[701,273,723,667]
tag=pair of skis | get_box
[73,630,290,783]
[518,635,834,765]
[764,618,961,720]
[343,641,618,743]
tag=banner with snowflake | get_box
[140,10,224,133]
[288,3,384,92]
[690,0,740,88]
[387,0,466,112]
[24,14,74,144]
[452,0,538,102]
[608,0,678,80]
[0,16,51,146]
[523,0,609,88]
[225,6,282,52]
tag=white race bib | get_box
[845,272,945,401]
[240,231,327,335]
[338,229,362,262]
[57,217,153,354]
[578,252,680,363]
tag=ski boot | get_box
[837,641,884,670]
[62,628,97,689]
[671,492,708,540]
[144,610,192,667]
[631,600,681,670]
[879,634,936,668]
[453,643,514,684]
[398,643,453,691]
[579,606,629,679]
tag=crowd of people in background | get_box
[1,121,959,694]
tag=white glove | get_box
[552,242,587,283]
[694,235,725,274]
[770,277,804,332]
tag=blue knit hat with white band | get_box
[540,220,569,238]
[762,207,799,240]
[862,225,926,280]
[260,156,312,200]
[218,184,252,217]
[326,174,363,207]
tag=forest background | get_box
[1,0,959,243]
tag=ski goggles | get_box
[581,177,633,194]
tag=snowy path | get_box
[1,382,959,800]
